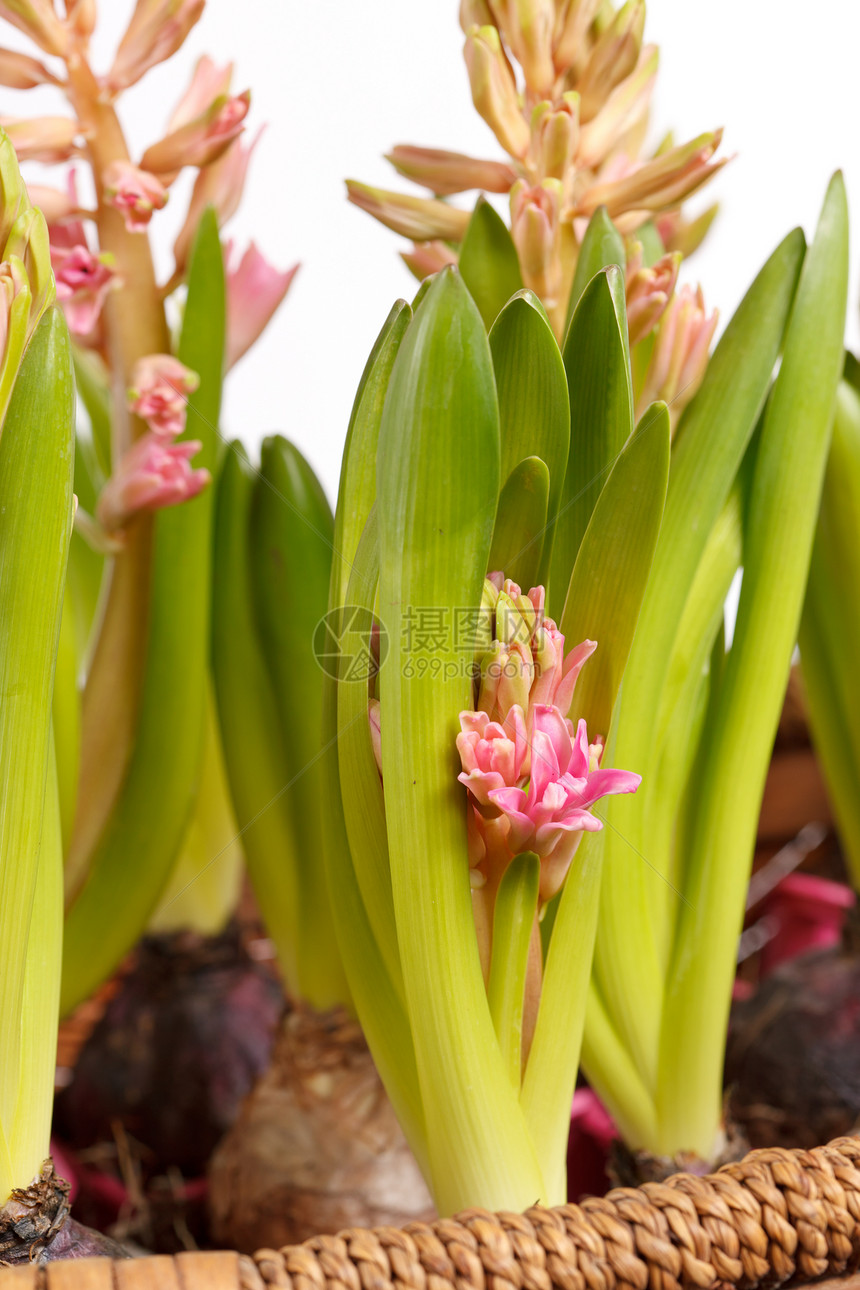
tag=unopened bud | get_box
[1,115,79,164]
[140,90,251,181]
[65,0,96,37]
[552,0,601,77]
[577,44,657,168]
[636,283,718,426]
[460,0,495,30]
[346,181,471,242]
[0,1,67,56]
[109,0,205,91]
[626,248,680,345]
[530,91,579,180]
[0,46,58,89]
[576,0,645,122]
[401,240,459,281]
[386,144,515,196]
[490,0,556,97]
[464,25,530,160]
[510,177,563,305]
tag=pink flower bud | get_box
[489,0,556,97]
[173,131,260,274]
[51,242,117,336]
[576,0,645,121]
[510,178,563,305]
[1,115,79,164]
[140,83,251,182]
[577,45,658,169]
[636,283,718,425]
[109,0,205,91]
[65,0,96,37]
[0,46,58,89]
[225,241,297,369]
[401,240,459,281]
[386,144,516,197]
[128,354,200,438]
[530,93,580,182]
[103,161,168,233]
[96,433,210,533]
[577,131,725,226]
[346,181,471,242]
[464,25,530,160]
[0,1,67,56]
[626,247,681,345]
[165,55,228,127]
[27,181,89,225]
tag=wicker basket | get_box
[4,1135,860,1290]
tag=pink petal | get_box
[226,241,297,368]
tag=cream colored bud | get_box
[464,25,530,160]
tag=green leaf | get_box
[459,195,524,330]
[800,379,860,886]
[489,290,569,582]
[249,436,346,1009]
[489,456,550,588]
[589,224,806,1097]
[658,172,849,1158]
[560,401,670,737]
[551,265,633,606]
[563,206,625,339]
[211,445,302,993]
[376,266,547,1212]
[0,308,75,1196]
[487,852,540,1092]
[61,209,225,1014]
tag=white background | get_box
[8,1,860,500]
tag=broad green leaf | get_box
[319,299,429,1165]
[658,172,849,1158]
[249,436,346,1009]
[376,266,547,1211]
[489,290,569,582]
[61,209,225,1014]
[489,456,550,588]
[551,266,632,606]
[336,507,401,993]
[561,402,670,737]
[563,206,625,339]
[487,852,539,1092]
[800,380,860,886]
[590,225,806,1095]
[210,445,301,993]
[0,309,74,1196]
[459,195,523,331]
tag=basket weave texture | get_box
[5,1136,860,1290]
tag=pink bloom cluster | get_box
[96,354,207,533]
[456,576,641,902]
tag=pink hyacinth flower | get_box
[103,161,168,233]
[96,433,210,532]
[128,354,200,438]
[457,706,528,814]
[51,243,116,336]
[490,707,641,900]
[173,131,262,274]
[225,241,297,369]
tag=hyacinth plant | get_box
[349,0,723,430]
[331,2,851,1210]
[0,134,75,1207]
[0,0,299,1015]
